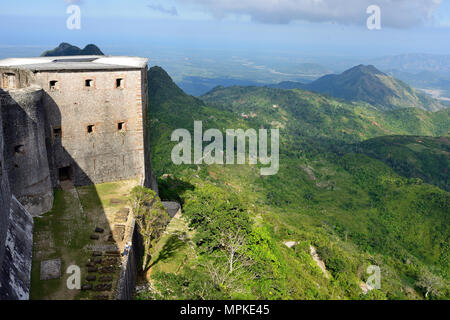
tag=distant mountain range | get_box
[41,43,104,57]
[268,65,445,111]
[371,53,450,74]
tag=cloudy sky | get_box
[0,0,449,58]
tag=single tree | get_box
[129,186,171,271]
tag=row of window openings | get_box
[53,122,126,137]
[49,78,124,90]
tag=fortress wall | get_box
[0,68,34,90]
[1,87,54,216]
[141,68,158,193]
[34,69,148,186]
[0,91,34,300]
[115,219,141,300]
[0,196,34,300]
[0,101,11,277]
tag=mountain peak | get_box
[305,64,443,111]
[41,43,104,57]
[344,64,385,76]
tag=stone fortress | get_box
[0,55,158,299]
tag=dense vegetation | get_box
[139,66,449,300]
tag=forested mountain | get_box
[269,65,445,112]
[142,66,449,301]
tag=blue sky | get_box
[1,0,449,58]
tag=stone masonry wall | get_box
[33,69,148,187]
[115,218,141,300]
[0,99,11,277]
[0,95,34,300]
[1,86,54,216]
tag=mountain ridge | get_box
[268,64,445,112]
[41,42,104,57]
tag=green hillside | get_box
[141,66,449,301]
[358,136,449,191]
[305,65,444,111]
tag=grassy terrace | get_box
[30,179,138,300]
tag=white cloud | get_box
[148,3,179,16]
[178,0,443,28]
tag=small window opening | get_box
[116,78,124,88]
[87,125,95,133]
[117,122,126,131]
[58,166,72,181]
[49,80,58,91]
[85,79,93,87]
[14,145,25,154]
[53,127,62,138]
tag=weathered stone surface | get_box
[94,227,104,234]
[86,275,97,282]
[82,284,93,291]
[100,266,115,274]
[94,283,112,291]
[102,258,118,266]
[87,266,98,273]
[1,86,53,216]
[162,201,181,218]
[93,257,102,264]
[40,259,61,281]
[99,276,113,282]
[112,225,125,241]
[0,196,34,299]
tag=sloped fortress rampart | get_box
[0,55,158,299]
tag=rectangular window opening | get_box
[116,78,124,88]
[49,80,58,91]
[53,127,62,138]
[85,79,93,87]
[117,122,126,131]
[87,125,95,133]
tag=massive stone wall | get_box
[115,219,141,300]
[0,98,11,279]
[1,86,53,215]
[33,69,150,187]
[0,94,34,300]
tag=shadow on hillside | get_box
[157,176,194,205]
[149,233,187,269]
